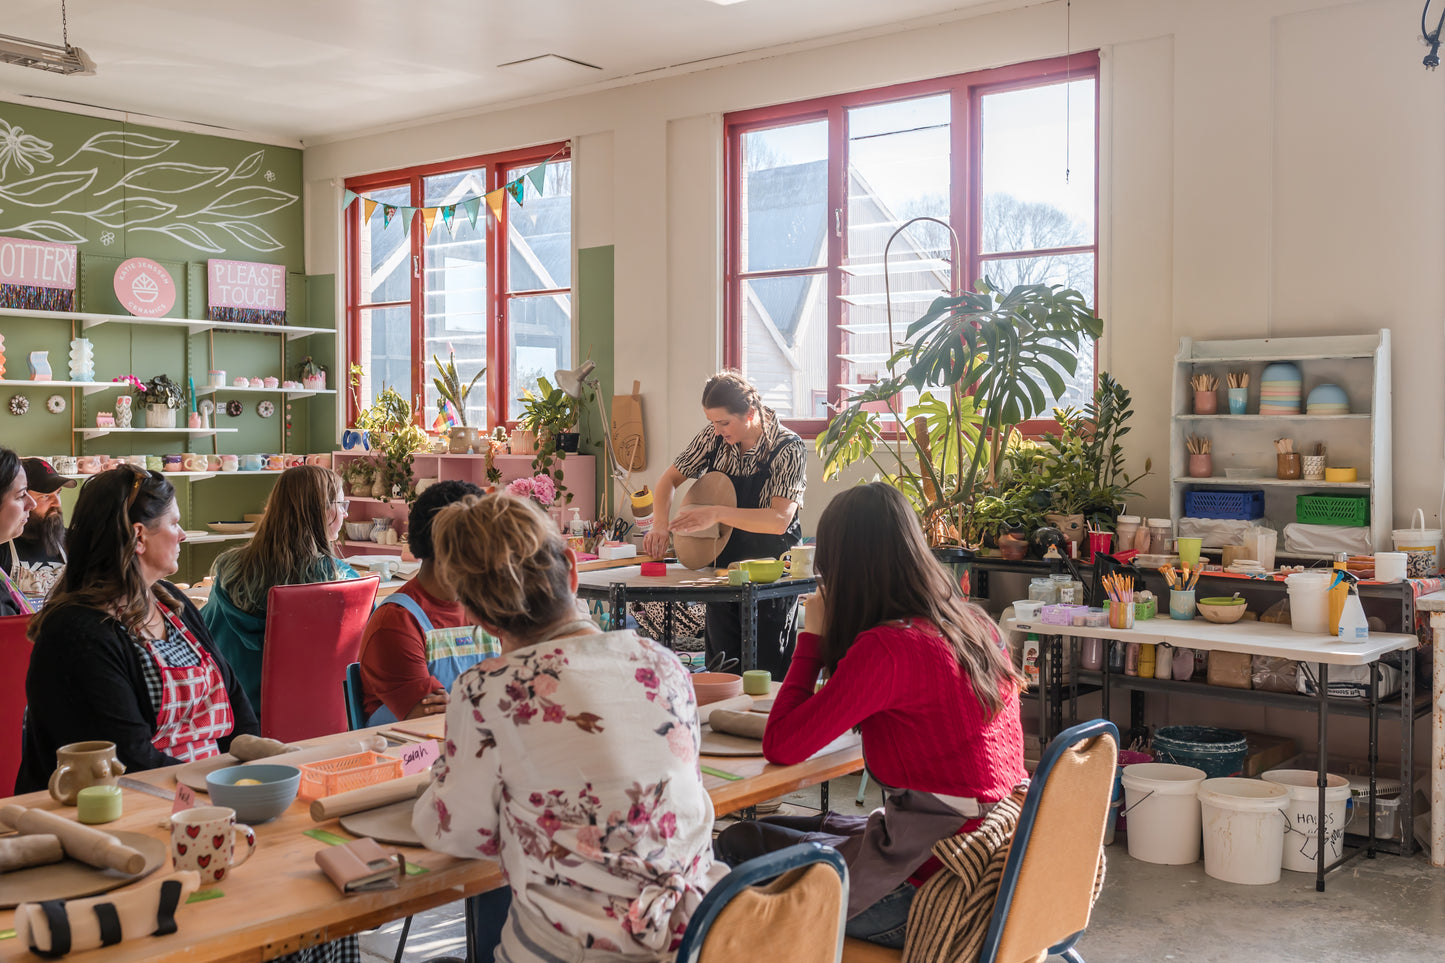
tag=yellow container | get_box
[1324,467,1358,482]
[1138,643,1156,679]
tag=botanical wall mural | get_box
[0,104,302,270]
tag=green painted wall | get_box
[0,103,335,580]
[577,245,614,515]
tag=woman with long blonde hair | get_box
[413,493,720,963]
[201,464,357,715]
[714,482,1027,949]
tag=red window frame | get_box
[344,141,572,429]
[724,53,1099,439]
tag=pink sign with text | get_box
[207,259,286,325]
[0,236,78,312]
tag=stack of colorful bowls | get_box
[1259,362,1302,414]
[1305,383,1349,414]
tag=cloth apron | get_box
[365,593,501,726]
[142,604,234,763]
[703,438,801,570]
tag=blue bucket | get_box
[1152,725,1247,778]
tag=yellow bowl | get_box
[739,558,786,583]
[1324,467,1358,483]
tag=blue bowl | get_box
[1306,383,1349,411]
[206,764,301,823]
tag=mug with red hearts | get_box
[171,805,255,885]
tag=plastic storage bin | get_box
[1296,493,1370,527]
[1183,488,1266,520]
[297,751,403,800]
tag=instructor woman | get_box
[641,371,806,677]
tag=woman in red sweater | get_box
[713,482,1027,948]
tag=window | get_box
[726,54,1097,436]
[346,144,572,429]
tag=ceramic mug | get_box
[77,456,101,475]
[49,740,126,805]
[146,455,164,471]
[305,453,332,469]
[52,455,77,475]
[183,452,206,472]
[241,454,263,472]
[163,455,183,472]
[206,455,222,471]
[267,454,286,471]
[126,454,147,468]
[171,806,255,886]
[284,454,304,468]
[221,454,239,472]
[781,545,815,578]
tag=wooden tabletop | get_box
[0,703,861,963]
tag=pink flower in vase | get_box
[505,477,534,499]
[529,474,556,506]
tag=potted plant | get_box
[354,383,413,450]
[297,355,327,391]
[341,455,378,497]
[137,374,183,428]
[817,274,1102,547]
[518,376,581,504]
[377,425,428,502]
[432,350,484,453]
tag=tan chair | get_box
[842,719,1118,963]
[676,842,848,963]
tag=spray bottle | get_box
[1328,552,1350,636]
[1332,569,1369,641]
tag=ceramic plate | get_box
[207,521,256,534]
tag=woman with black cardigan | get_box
[16,467,258,793]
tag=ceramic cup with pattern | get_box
[171,805,255,886]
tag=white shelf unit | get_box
[196,385,337,400]
[183,531,258,545]
[73,426,240,440]
[0,305,332,342]
[1170,332,1392,553]
[0,379,124,397]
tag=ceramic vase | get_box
[1188,453,1212,478]
[115,395,133,428]
[448,426,471,454]
[146,404,177,429]
[28,350,51,381]
[1193,389,1218,415]
[68,339,95,382]
[302,373,326,390]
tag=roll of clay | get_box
[229,734,296,761]
[0,805,147,875]
[309,772,431,822]
[707,709,767,741]
[0,834,65,873]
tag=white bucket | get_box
[1392,509,1441,577]
[1120,763,1207,865]
[1285,571,1331,634]
[1197,777,1289,884]
[1261,770,1354,873]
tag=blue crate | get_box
[1184,487,1266,520]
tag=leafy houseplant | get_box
[518,376,582,504]
[142,374,183,409]
[432,351,484,428]
[818,276,1102,546]
[298,355,327,389]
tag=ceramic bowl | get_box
[1305,383,1349,412]
[738,558,786,583]
[690,672,744,706]
[206,764,301,823]
[344,521,374,540]
[1197,597,1247,624]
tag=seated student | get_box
[17,467,259,790]
[0,447,38,617]
[414,493,721,962]
[358,479,500,725]
[5,457,74,602]
[714,482,1027,949]
[201,465,358,715]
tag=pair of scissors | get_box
[610,518,632,541]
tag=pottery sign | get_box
[207,259,286,326]
[0,236,77,312]
[112,257,177,318]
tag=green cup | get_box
[1176,537,1202,568]
[77,785,123,824]
[743,670,771,695]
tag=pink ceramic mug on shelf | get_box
[220,455,239,472]
[305,454,332,469]
[183,452,206,472]
[284,454,304,468]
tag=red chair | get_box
[259,576,380,743]
[0,615,33,795]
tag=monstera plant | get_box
[818,278,1103,546]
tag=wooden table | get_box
[1411,589,1445,866]
[0,708,861,963]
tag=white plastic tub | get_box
[1261,770,1354,873]
[1197,777,1289,884]
[1285,571,1331,634]
[1120,763,1207,865]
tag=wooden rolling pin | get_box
[310,772,431,822]
[0,806,147,875]
[0,834,64,873]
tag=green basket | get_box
[1296,493,1370,527]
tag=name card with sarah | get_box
[207,259,286,326]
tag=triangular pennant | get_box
[485,190,505,224]
[527,161,547,194]
[421,206,439,237]
[382,204,398,228]
[362,198,379,223]
[342,189,358,209]
[506,179,526,205]
[463,197,481,228]
[441,204,456,235]
[400,207,414,236]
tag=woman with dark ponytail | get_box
[16,467,258,792]
[0,446,38,616]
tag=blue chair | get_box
[343,662,366,731]
[676,842,848,963]
[841,719,1119,963]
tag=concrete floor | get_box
[361,772,1445,963]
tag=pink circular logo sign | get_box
[112,257,176,318]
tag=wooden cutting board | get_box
[0,832,166,909]
[339,799,422,847]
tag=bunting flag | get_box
[344,149,564,233]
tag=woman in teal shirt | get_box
[201,465,357,717]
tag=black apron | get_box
[700,437,802,676]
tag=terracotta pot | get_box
[1193,389,1218,415]
[510,428,536,455]
[998,533,1029,561]
[1188,453,1213,478]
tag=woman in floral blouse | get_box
[413,493,721,963]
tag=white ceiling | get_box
[1,0,1010,144]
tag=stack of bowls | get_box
[1305,383,1349,414]
[1259,362,1302,414]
